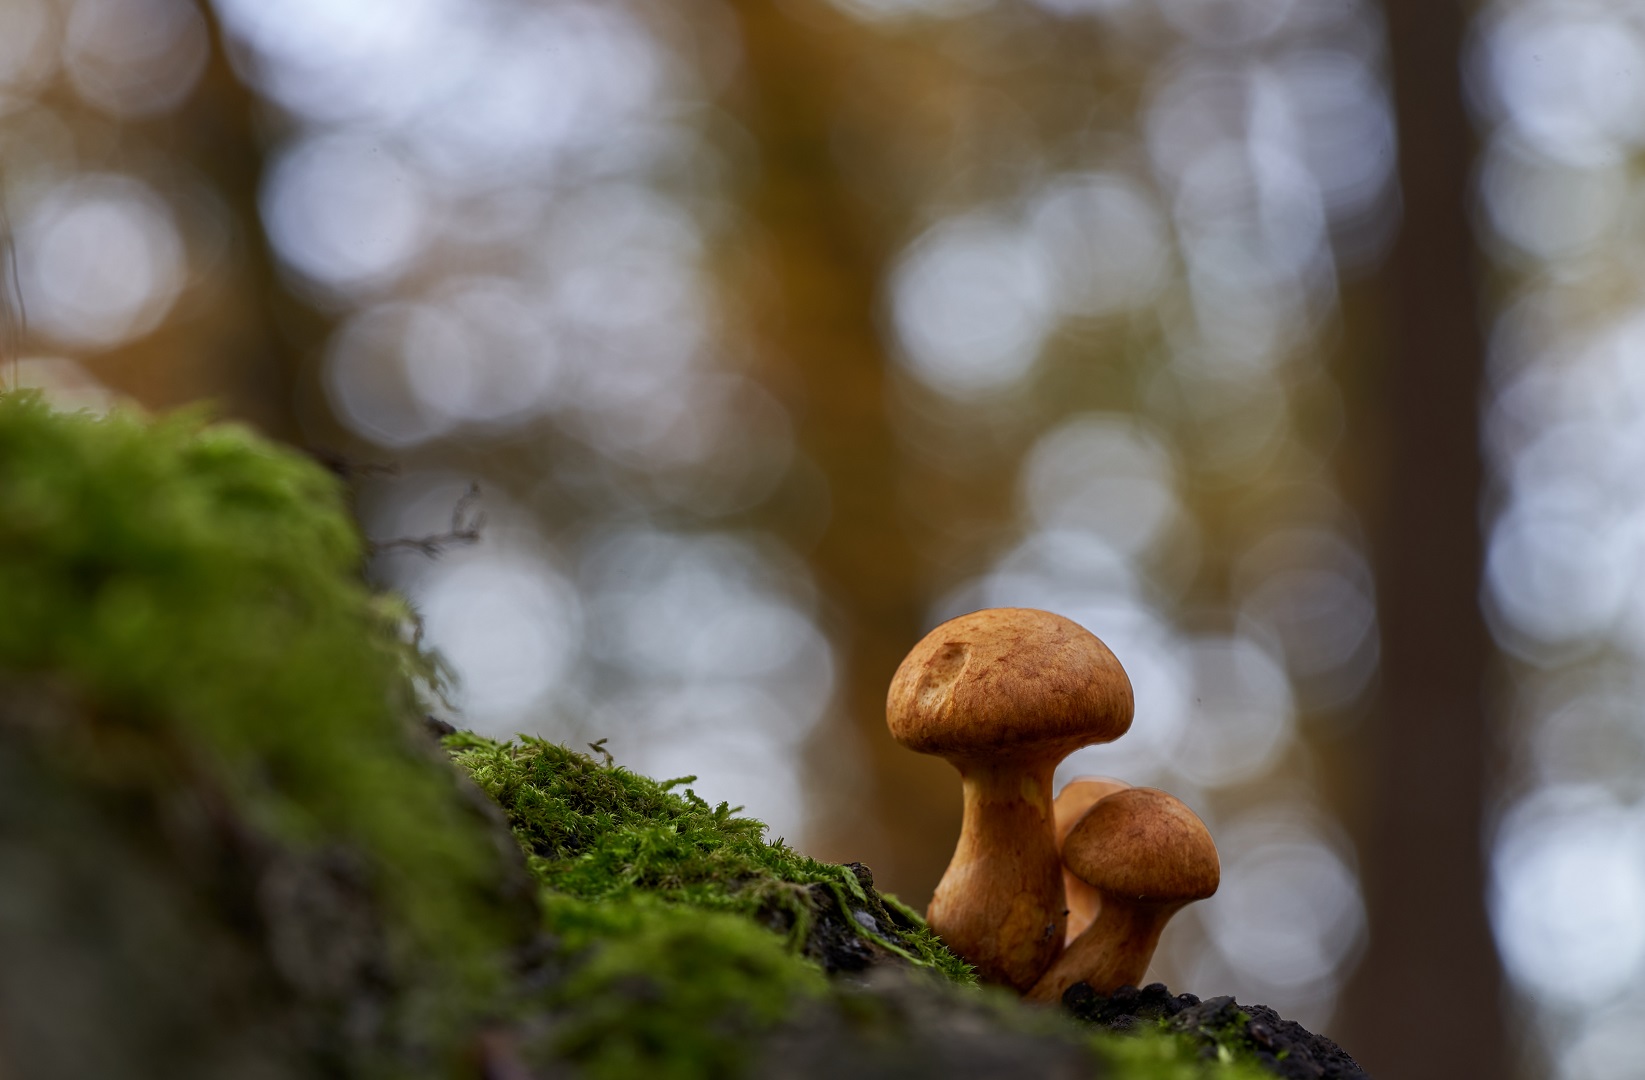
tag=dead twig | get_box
[369,483,485,558]
[312,451,402,480]
[0,194,26,391]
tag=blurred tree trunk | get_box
[186,4,326,443]
[95,4,318,444]
[1342,2,1506,1074]
[725,3,957,900]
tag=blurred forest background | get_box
[3,0,1644,1077]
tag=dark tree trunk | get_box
[1342,2,1507,1075]
[98,2,326,445]
[185,3,324,443]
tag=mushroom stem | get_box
[927,759,1065,991]
[1026,787,1218,1005]
[1024,896,1175,1003]
[1052,777,1130,943]
[886,608,1133,991]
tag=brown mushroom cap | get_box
[886,608,1134,763]
[1063,787,1220,904]
[1054,776,1132,943]
[1053,776,1132,848]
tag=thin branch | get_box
[312,450,402,480]
[369,483,485,558]
[0,193,26,391]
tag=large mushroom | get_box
[1027,786,1219,1003]
[886,608,1133,990]
[1052,776,1131,943]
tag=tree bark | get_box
[1341,2,1506,1074]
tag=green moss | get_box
[0,392,523,1054]
[448,732,974,984]
[1094,1026,1272,1080]
[446,735,1268,1080]
[445,734,977,1075]
[540,893,827,1080]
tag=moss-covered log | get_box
[0,392,1329,1079]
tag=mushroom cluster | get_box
[886,607,1219,999]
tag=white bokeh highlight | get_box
[0,0,59,105]
[1478,4,1645,1068]
[63,0,208,118]
[413,553,584,730]
[579,528,836,841]
[1479,5,1645,167]
[1020,414,1181,558]
[1490,788,1645,1007]
[19,174,186,349]
[889,212,1055,397]
[262,132,430,294]
[1200,806,1365,1020]
[1028,173,1171,317]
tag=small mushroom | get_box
[1026,786,1219,1003]
[1052,776,1131,943]
[887,608,1133,991]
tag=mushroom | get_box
[1052,776,1131,943]
[886,608,1133,991]
[1027,786,1219,1003]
